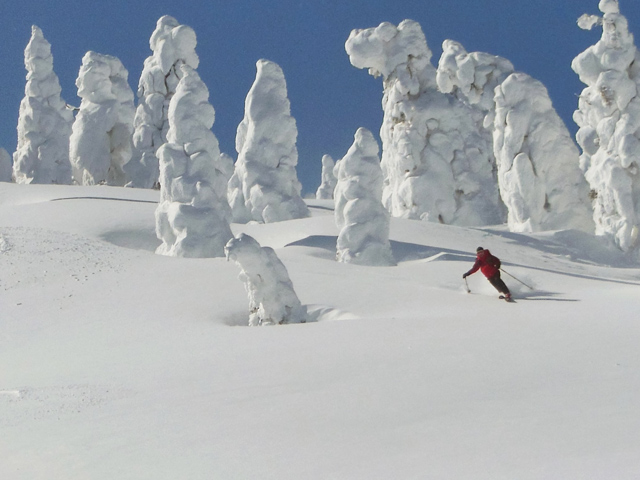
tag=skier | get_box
[463,247,511,300]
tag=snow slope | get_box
[1,182,639,479]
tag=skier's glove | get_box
[462,273,468,279]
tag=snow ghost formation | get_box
[228,59,310,223]
[0,148,12,182]
[315,154,337,199]
[573,0,640,253]
[225,234,307,326]
[126,16,199,188]
[13,26,73,185]
[345,20,504,226]
[155,65,233,258]
[493,73,595,233]
[70,52,135,186]
[334,128,396,266]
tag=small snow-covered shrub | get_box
[225,234,307,326]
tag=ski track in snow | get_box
[0,226,123,292]
[0,385,131,427]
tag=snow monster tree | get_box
[493,73,595,233]
[126,16,199,188]
[345,20,503,226]
[155,65,233,258]
[225,234,307,326]
[315,154,337,200]
[228,59,310,223]
[573,0,640,254]
[13,26,73,185]
[70,51,135,186]
[334,128,395,266]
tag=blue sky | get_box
[1,0,639,194]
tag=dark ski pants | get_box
[487,273,510,295]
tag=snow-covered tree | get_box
[70,51,135,186]
[225,233,307,326]
[315,154,337,199]
[13,26,73,185]
[155,65,233,258]
[334,128,395,266]
[493,73,594,233]
[126,16,199,188]
[345,20,503,226]
[573,0,640,253]
[0,148,12,182]
[228,59,310,223]
[437,39,514,143]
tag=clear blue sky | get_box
[1,0,638,194]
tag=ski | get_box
[499,295,515,302]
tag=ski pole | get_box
[500,268,534,290]
[464,277,470,293]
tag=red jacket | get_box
[467,249,501,279]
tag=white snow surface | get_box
[126,16,199,188]
[315,154,337,200]
[334,128,395,266]
[1,181,640,479]
[228,59,310,224]
[225,233,307,326]
[493,73,595,234]
[346,20,504,226]
[0,148,11,182]
[70,51,135,186]
[13,26,73,185]
[155,65,232,258]
[573,1,640,255]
